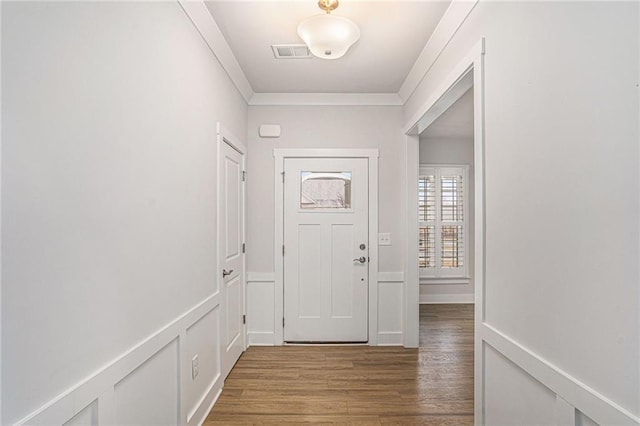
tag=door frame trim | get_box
[216,123,247,360]
[402,39,486,421]
[273,148,379,345]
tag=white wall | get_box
[247,105,404,273]
[245,106,405,345]
[2,2,247,424]
[419,131,475,303]
[405,1,639,423]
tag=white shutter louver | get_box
[418,166,468,278]
[440,175,464,269]
[418,172,436,269]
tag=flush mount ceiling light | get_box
[297,0,360,60]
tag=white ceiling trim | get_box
[249,93,403,106]
[179,0,254,103]
[398,0,478,104]
[183,0,476,107]
[415,71,473,135]
[205,0,429,2]
[403,39,483,134]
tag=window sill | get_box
[420,277,471,285]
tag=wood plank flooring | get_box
[204,304,474,425]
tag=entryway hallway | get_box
[204,304,473,424]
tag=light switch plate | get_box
[378,233,391,246]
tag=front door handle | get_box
[353,256,367,264]
[222,269,234,277]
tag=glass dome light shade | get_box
[297,14,360,60]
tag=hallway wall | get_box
[1,2,247,424]
[405,1,639,424]
[245,105,406,345]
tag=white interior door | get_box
[220,139,244,378]
[283,157,369,342]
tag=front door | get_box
[283,157,369,342]
[220,138,244,378]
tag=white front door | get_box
[283,157,369,342]
[220,139,244,378]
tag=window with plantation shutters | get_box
[418,165,468,278]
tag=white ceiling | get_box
[204,1,451,94]
[420,88,474,140]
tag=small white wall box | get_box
[259,124,281,138]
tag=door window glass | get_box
[300,172,352,209]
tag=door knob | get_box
[353,256,367,264]
[222,269,234,277]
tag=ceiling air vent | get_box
[271,44,312,59]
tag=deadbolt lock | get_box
[359,243,366,250]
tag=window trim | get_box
[419,164,470,280]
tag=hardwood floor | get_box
[204,304,474,425]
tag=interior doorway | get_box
[403,39,485,419]
[418,88,475,302]
[217,123,247,380]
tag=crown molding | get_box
[398,0,479,104]
[249,93,403,106]
[178,0,254,103]
[180,0,477,107]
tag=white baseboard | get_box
[195,387,222,426]
[420,293,474,304]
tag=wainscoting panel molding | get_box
[377,272,404,283]
[246,272,276,346]
[246,272,405,347]
[185,307,221,423]
[113,339,180,425]
[15,294,224,426]
[481,323,640,426]
[377,273,404,346]
[64,400,98,426]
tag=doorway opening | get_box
[403,39,485,420]
[418,87,475,302]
